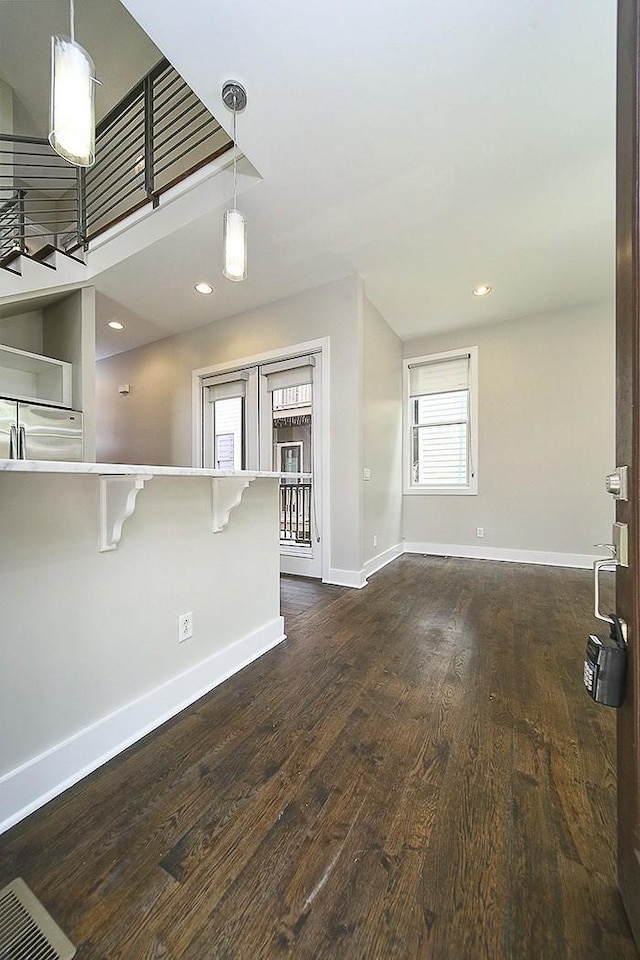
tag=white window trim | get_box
[403,346,478,496]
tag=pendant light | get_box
[222,80,248,282]
[49,0,96,167]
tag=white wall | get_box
[361,292,403,568]
[403,301,615,561]
[0,471,282,831]
[97,276,363,574]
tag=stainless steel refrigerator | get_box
[0,398,83,461]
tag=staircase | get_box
[0,58,232,305]
[0,244,88,299]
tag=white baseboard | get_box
[0,616,285,836]
[363,543,404,579]
[325,544,403,589]
[324,567,367,589]
[403,541,601,569]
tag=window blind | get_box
[205,373,248,402]
[262,356,315,393]
[409,354,469,397]
[410,353,472,488]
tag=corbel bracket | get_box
[99,474,153,552]
[212,476,255,532]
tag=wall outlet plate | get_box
[476,526,484,538]
[178,611,193,642]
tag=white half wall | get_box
[0,472,283,832]
[403,301,615,556]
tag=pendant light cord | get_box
[70,0,75,42]
[232,96,238,211]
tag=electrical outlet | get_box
[178,611,193,642]
[373,534,378,548]
[476,526,484,538]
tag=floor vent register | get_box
[0,878,76,959]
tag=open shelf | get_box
[0,343,72,407]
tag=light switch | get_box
[363,468,371,481]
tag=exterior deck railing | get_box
[280,482,312,545]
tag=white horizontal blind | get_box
[410,354,471,488]
[264,364,314,393]
[205,373,248,402]
[409,355,469,397]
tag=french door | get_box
[202,352,323,579]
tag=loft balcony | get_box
[0,58,241,301]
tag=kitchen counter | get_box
[0,458,289,478]
[0,459,308,550]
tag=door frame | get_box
[616,0,640,941]
[191,336,331,583]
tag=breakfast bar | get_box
[0,461,286,833]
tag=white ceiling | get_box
[4,1,618,357]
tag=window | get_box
[404,347,478,495]
[203,374,248,470]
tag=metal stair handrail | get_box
[0,57,232,264]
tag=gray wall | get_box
[0,291,97,460]
[361,293,403,565]
[403,300,615,556]
[44,288,97,459]
[0,310,43,354]
[97,276,363,573]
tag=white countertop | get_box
[0,459,310,479]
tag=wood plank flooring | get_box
[0,556,636,959]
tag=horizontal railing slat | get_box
[0,57,233,256]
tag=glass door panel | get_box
[259,356,322,578]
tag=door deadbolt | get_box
[606,466,628,500]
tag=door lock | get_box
[605,466,628,500]
[593,533,628,640]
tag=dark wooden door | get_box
[616,0,640,941]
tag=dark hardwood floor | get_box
[0,556,635,959]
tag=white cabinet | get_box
[0,343,72,407]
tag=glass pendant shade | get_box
[49,36,96,167]
[223,208,247,281]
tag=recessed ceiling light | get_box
[472,284,492,297]
[108,321,124,330]
[194,281,215,295]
